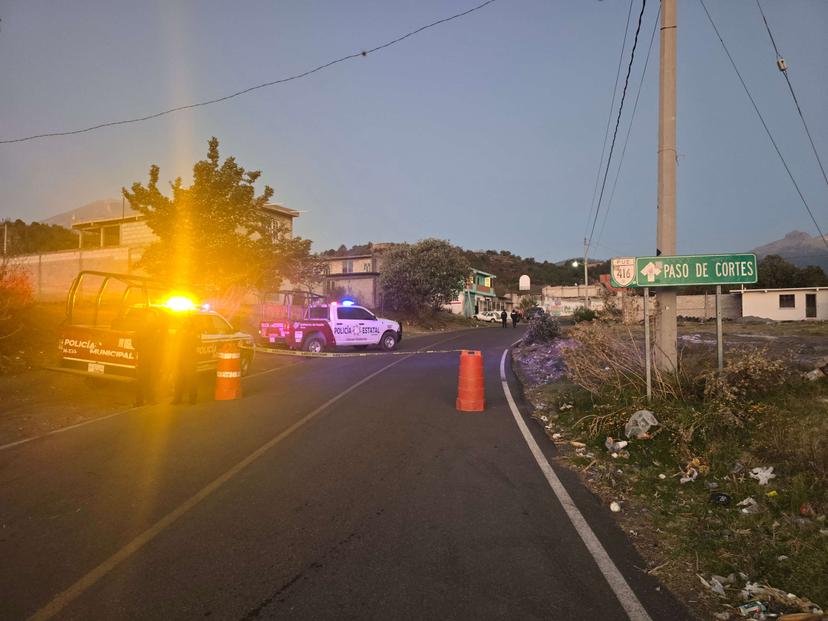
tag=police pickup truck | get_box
[288,302,402,353]
[55,271,254,382]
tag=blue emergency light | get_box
[340,299,355,307]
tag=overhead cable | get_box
[596,3,660,249]
[0,0,497,145]
[584,0,636,241]
[698,0,828,252]
[586,0,647,251]
[755,0,828,192]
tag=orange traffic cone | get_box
[456,350,485,412]
[215,341,242,400]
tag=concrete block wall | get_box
[10,247,146,302]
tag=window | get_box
[343,260,354,273]
[338,307,374,320]
[779,294,795,309]
[363,262,371,272]
[102,225,120,247]
[308,307,329,319]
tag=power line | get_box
[755,0,828,192]
[586,0,647,250]
[0,0,498,145]
[697,0,828,252]
[584,0,635,241]
[596,2,660,250]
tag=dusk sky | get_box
[1,0,826,262]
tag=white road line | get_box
[499,348,653,621]
[27,333,465,621]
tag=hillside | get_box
[752,230,828,272]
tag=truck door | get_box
[332,306,362,344]
[348,306,382,345]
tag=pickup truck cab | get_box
[55,271,254,382]
[288,302,402,352]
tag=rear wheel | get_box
[379,331,398,351]
[303,335,325,353]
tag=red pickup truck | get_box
[286,302,402,353]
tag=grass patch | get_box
[516,326,828,618]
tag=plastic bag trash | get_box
[805,368,824,381]
[658,473,667,480]
[610,501,621,513]
[749,466,776,485]
[738,497,762,514]
[559,403,573,411]
[699,575,727,597]
[680,468,699,484]
[551,432,562,440]
[625,409,659,438]
[605,436,629,453]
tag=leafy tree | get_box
[2,219,77,255]
[380,239,471,314]
[518,296,540,312]
[756,254,828,288]
[123,137,316,296]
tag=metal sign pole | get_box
[716,285,724,372]
[644,287,652,402]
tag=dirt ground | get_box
[511,319,828,620]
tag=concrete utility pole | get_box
[655,0,678,370]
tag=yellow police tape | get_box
[248,344,468,359]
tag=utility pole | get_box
[655,0,678,370]
[583,237,590,309]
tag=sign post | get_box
[716,285,724,372]
[610,253,757,389]
[643,288,651,402]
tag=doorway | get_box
[805,293,816,318]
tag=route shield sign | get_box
[611,254,758,288]
[610,257,636,287]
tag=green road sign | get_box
[610,254,758,288]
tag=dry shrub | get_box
[562,321,683,400]
[699,347,791,424]
[524,314,560,345]
[0,261,33,340]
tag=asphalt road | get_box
[0,326,690,620]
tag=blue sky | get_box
[1,0,826,261]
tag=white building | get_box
[734,287,827,320]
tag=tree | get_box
[2,219,77,255]
[756,254,828,288]
[518,296,540,312]
[380,239,471,314]
[123,137,316,296]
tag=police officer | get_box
[173,316,200,405]
[133,309,165,406]
[500,309,508,328]
[511,309,519,328]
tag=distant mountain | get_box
[752,230,828,272]
[41,198,138,227]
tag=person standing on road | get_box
[511,309,519,328]
[133,309,165,407]
[500,309,508,328]
[173,316,200,405]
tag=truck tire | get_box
[379,331,398,351]
[303,335,326,353]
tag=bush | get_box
[699,347,791,424]
[524,314,560,344]
[0,261,33,341]
[572,306,597,323]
